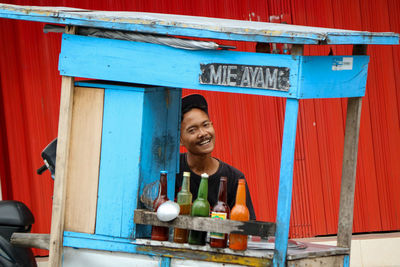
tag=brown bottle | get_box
[210,177,230,248]
[229,179,250,250]
[151,171,169,241]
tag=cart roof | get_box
[0,3,398,45]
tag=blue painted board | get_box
[76,81,148,92]
[0,12,319,45]
[298,56,369,99]
[59,34,300,99]
[60,35,370,99]
[64,231,140,254]
[1,4,399,45]
[160,257,171,267]
[95,85,181,239]
[96,88,144,238]
[343,255,350,267]
[273,98,299,267]
[136,87,181,238]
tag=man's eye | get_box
[203,122,210,127]
[187,128,196,134]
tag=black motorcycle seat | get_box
[0,235,37,267]
[0,201,34,227]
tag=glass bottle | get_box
[229,179,250,250]
[151,171,169,241]
[210,176,230,248]
[188,173,210,245]
[173,172,193,243]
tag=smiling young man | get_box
[175,94,256,220]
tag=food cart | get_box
[0,4,398,267]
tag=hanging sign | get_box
[199,63,290,91]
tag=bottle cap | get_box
[183,171,190,177]
[160,170,168,174]
[201,173,209,179]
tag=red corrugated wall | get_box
[1,0,399,256]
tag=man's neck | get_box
[186,153,219,176]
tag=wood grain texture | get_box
[137,245,272,266]
[64,86,104,233]
[134,209,275,237]
[337,97,362,248]
[337,45,367,249]
[48,25,76,267]
[287,255,344,267]
[11,233,50,250]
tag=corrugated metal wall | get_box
[1,0,399,256]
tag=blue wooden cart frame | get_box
[0,4,398,267]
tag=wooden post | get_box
[273,43,304,267]
[48,26,76,267]
[337,45,367,250]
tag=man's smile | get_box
[198,137,212,146]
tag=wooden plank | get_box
[48,24,76,267]
[1,4,399,45]
[59,34,301,99]
[134,209,275,237]
[298,55,369,99]
[64,231,271,258]
[62,231,348,266]
[136,245,272,266]
[95,88,145,238]
[287,255,345,267]
[11,233,50,250]
[286,242,348,260]
[135,87,181,238]
[64,86,104,233]
[337,45,367,249]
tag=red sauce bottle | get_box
[151,171,169,241]
[210,177,230,248]
[229,179,250,250]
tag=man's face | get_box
[180,108,215,156]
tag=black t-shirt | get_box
[175,153,256,220]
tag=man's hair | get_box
[181,94,208,120]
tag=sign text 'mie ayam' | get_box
[199,63,290,91]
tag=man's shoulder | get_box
[216,158,245,179]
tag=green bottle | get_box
[188,173,210,245]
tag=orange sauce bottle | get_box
[229,179,250,250]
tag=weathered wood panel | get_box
[11,233,50,250]
[64,86,104,233]
[134,209,275,237]
[287,255,344,267]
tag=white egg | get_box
[156,201,180,222]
